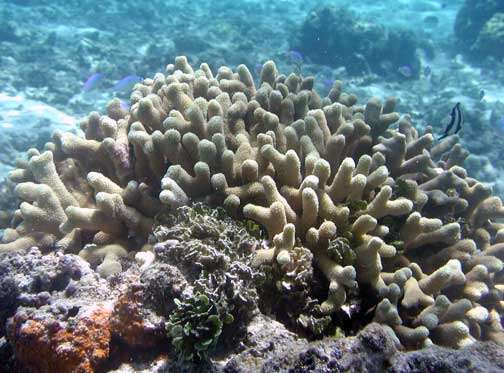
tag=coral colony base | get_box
[0,56,503,363]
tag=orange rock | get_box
[110,287,162,348]
[7,305,112,373]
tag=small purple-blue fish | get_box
[255,63,263,75]
[398,65,413,78]
[323,78,334,91]
[113,75,143,92]
[497,117,504,135]
[83,73,104,92]
[119,100,130,111]
[424,65,432,78]
[286,50,303,63]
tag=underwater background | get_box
[3,0,504,204]
[0,0,504,372]
[0,0,504,202]
[0,0,504,201]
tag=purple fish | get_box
[497,117,504,135]
[286,50,303,63]
[398,65,412,78]
[323,78,334,91]
[119,100,130,111]
[113,75,143,92]
[255,63,263,75]
[83,73,104,92]
[424,65,432,78]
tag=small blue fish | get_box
[398,65,412,78]
[119,100,130,111]
[497,117,504,134]
[113,75,143,92]
[255,63,263,75]
[424,65,432,78]
[323,78,334,91]
[286,50,303,63]
[479,89,485,101]
[83,73,104,92]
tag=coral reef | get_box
[223,319,504,373]
[151,203,260,362]
[291,5,420,77]
[475,13,504,59]
[0,55,503,370]
[3,251,502,373]
[0,246,168,371]
[454,0,504,59]
[8,304,112,372]
[166,293,232,362]
[0,205,260,371]
[0,178,16,230]
[0,248,116,372]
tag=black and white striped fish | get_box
[439,102,463,140]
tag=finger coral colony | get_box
[1,56,503,370]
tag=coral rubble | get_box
[0,55,503,369]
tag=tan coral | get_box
[2,56,503,349]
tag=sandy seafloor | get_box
[1,0,504,198]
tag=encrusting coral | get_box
[0,55,503,350]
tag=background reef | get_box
[1,0,504,372]
[2,0,504,197]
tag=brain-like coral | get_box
[0,56,503,350]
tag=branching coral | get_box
[1,55,502,350]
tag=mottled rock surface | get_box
[1,247,503,373]
[0,248,168,372]
[110,318,504,373]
